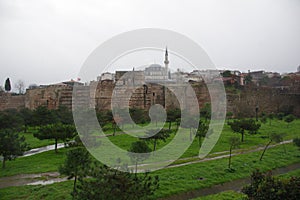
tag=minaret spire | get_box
[164,47,169,79]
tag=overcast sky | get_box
[0,0,299,91]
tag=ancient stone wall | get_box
[0,93,25,111]
[25,84,73,110]
[0,81,299,117]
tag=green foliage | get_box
[4,78,11,92]
[259,132,285,161]
[55,106,74,125]
[195,120,209,147]
[244,74,252,84]
[34,123,76,152]
[32,106,59,126]
[167,108,181,130]
[228,136,240,170]
[0,144,299,199]
[277,112,285,120]
[0,129,27,168]
[59,147,91,197]
[226,112,233,119]
[200,103,211,121]
[19,108,33,132]
[128,140,151,173]
[293,138,300,148]
[242,169,300,200]
[142,129,171,151]
[285,114,295,127]
[129,108,149,124]
[228,119,261,142]
[260,116,267,124]
[0,109,24,131]
[268,113,275,126]
[75,165,159,200]
[221,70,232,77]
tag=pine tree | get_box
[4,78,11,92]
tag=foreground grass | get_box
[0,181,73,200]
[0,148,68,177]
[192,190,246,200]
[0,144,299,200]
[193,167,300,200]
[152,144,300,198]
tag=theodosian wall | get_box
[0,81,299,117]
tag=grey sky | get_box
[0,0,299,91]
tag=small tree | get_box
[32,106,59,127]
[0,129,27,168]
[260,116,267,125]
[228,136,240,170]
[14,80,25,94]
[55,106,74,125]
[181,116,198,141]
[4,78,11,92]
[19,108,33,133]
[259,132,284,161]
[268,113,274,126]
[128,140,151,174]
[293,138,300,149]
[166,109,181,130]
[59,147,91,198]
[142,129,170,152]
[284,114,294,128]
[0,109,24,131]
[226,112,234,121]
[244,74,252,85]
[195,120,209,147]
[34,123,76,153]
[76,165,159,200]
[200,103,211,121]
[228,119,261,142]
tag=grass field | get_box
[0,143,299,200]
[193,167,300,200]
[0,148,68,177]
[0,118,298,199]
[193,191,246,200]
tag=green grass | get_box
[278,168,300,179]
[95,119,300,160]
[2,119,299,177]
[192,190,246,200]
[0,148,68,177]
[0,181,73,200]
[151,144,300,198]
[0,144,299,200]
[0,119,298,199]
[20,131,55,149]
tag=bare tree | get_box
[15,80,25,94]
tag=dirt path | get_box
[0,172,68,189]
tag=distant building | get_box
[97,72,114,81]
[144,48,170,83]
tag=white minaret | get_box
[164,47,169,79]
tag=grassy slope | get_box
[0,144,299,200]
[0,148,67,177]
